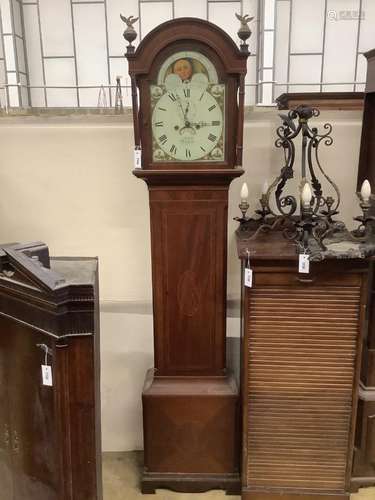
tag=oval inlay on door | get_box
[177,270,200,317]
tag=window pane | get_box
[358,0,375,52]
[175,0,206,19]
[274,0,290,87]
[290,0,325,54]
[39,0,74,56]
[208,1,242,44]
[322,0,359,84]
[45,58,77,106]
[139,2,173,39]
[107,0,139,57]
[289,54,322,92]
[73,3,108,86]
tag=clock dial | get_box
[150,51,225,162]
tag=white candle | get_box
[361,179,371,202]
[301,182,312,208]
[241,182,249,201]
[262,180,269,195]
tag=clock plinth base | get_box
[141,472,240,495]
[142,369,240,493]
[241,491,349,500]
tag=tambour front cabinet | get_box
[0,242,102,500]
[238,232,368,500]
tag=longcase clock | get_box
[124,17,249,493]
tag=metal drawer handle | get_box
[296,276,316,284]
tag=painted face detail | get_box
[151,51,225,162]
[173,59,193,81]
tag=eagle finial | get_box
[120,14,139,53]
[235,13,254,53]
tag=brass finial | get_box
[235,13,254,53]
[120,14,139,54]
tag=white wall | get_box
[0,107,363,450]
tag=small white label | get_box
[299,253,310,274]
[41,365,53,386]
[134,148,142,169]
[244,268,253,287]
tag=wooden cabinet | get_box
[238,234,368,500]
[352,46,375,488]
[0,242,102,500]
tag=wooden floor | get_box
[102,452,375,500]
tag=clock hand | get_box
[189,121,210,128]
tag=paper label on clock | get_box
[41,365,53,386]
[299,253,310,274]
[134,148,142,169]
[244,268,253,288]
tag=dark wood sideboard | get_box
[237,232,369,500]
[351,47,375,489]
[0,242,102,500]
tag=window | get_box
[0,0,373,109]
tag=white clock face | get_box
[150,52,225,162]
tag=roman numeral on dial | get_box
[155,121,163,127]
[159,134,167,145]
[168,93,177,101]
[183,88,190,98]
[186,149,191,158]
[208,134,217,142]
[212,121,220,126]
[170,145,177,155]
[208,105,216,112]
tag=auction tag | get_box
[299,253,310,274]
[134,147,142,169]
[244,268,253,288]
[41,365,53,386]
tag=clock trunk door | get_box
[150,188,228,376]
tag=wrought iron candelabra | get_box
[236,105,375,254]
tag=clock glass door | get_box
[150,51,225,163]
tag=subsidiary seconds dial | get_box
[151,80,224,162]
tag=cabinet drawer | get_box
[252,271,362,288]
